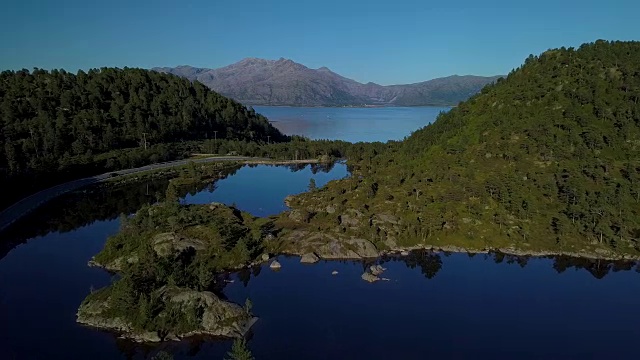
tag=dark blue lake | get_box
[1,107,639,359]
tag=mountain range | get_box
[153,58,503,107]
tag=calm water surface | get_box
[255,106,448,142]
[1,107,640,359]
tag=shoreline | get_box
[255,104,455,109]
[77,316,259,343]
[0,157,324,234]
[379,244,640,262]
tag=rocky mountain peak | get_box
[153,59,502,106]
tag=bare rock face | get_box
[316,238,378,259]
[164,287,251,338]
[208,202,225,210]
[152,232,207,257]
[338,209,364,228]
[281,231,379,259]
[300,253,320,264]
[153,60,501,107]
[77,297,133,333]
[288,209,312,223]
[128,332,161,342]
[284,195,295,208]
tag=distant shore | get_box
[252,104,455,109]
[381,244,640,262]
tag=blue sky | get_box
[1,0,638,85]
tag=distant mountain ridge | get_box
[153,58,503,107]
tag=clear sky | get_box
[1,0,638,85]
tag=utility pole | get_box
[142,132,148,150]
[267,135,270,144]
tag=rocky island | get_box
[78,201,265,342]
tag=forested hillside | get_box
[283,40,640,258]
[0,67,286,208]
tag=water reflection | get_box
[377,250,639,281]
[243,161,338,174]
[0,162,345,263]
[96,249,640,359]
[0,165,243,261]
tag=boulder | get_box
[331,270,339,275]
[361,272,380,283]
[208,202,225,210]
[128,331,161,343]
[369,265,385,276]
[374,213,399,225]
[164,287,253,338]
[261,253,270,261]
[339,214,360,227]
[289,209,311,223]
[284,195,295,207]
[300,253,320,264]
[270,260,282,270]
[400,251,410,256]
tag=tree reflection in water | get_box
[82,249,640,359]
[376,249,638,281]
[0,165,242,261]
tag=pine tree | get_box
[225,338,254,360]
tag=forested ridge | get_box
[0,67,286,208]
[284,40,640,257]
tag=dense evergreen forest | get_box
[285,40,640,257]
[0,67,286,208]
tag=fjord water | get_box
[255,106,448,142]
[0,107,639,359]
